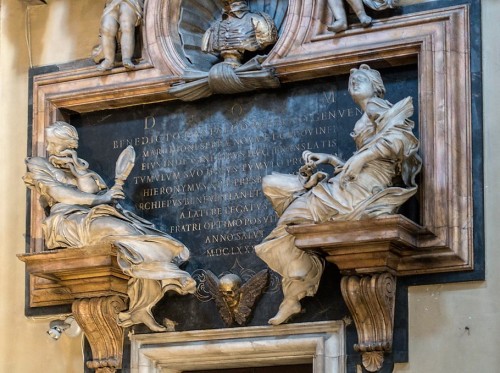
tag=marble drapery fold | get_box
[256,65,421,325]
[24,122,195,332]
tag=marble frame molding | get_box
[27,3,473,307]
[130,321,345,373]
[21,2,477,372]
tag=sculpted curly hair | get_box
[45,121,79,149]
[349,64,386,98]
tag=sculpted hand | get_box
[302,151,330,165]
[303,150,344,168]
[98,188,125,204]
[340,156,364,187]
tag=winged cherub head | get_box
[218,274,242,308]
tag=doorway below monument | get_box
[185,365,313,373]
[130,321,344,372]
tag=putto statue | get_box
[327,0,399,33]
[169,0,280,101]
[93,0,144,71]
[24,121,196,332]
[256,65,421,325]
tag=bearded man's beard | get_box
[49,148,107,191]
[49,148,89,173]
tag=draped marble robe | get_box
[256,94,421,325]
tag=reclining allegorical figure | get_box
[24,121,196,332]
[255,64,422,325]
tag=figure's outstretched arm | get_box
[44,184,124,207]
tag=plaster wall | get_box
[0,1,102,372]
[394,0,500,371]
[0,0,498,372]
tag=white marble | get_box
[130,321,345,373]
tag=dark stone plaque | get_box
[71,66,418,331]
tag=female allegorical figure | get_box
[24,121,196,332]
[256,64,421,325]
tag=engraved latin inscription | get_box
[73,78,369,261]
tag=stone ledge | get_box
[18,244,129,307]
[287,215,457,275]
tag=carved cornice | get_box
[288,215,441,275]
[130,321,345,372]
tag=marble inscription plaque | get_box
[71,66,418,329]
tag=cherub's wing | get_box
[234,269,269,325]
[205,270,234,326]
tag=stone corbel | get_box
[18,244,130,372]
[288,214,436,372]
[341,273,395,372]
[73,296,127,373]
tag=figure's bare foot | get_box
[97,59,114,71]
[117,311,133,328]
[122,58,135,70]
[358,14,372,27]
[142,314,167,332]
[327,20,348,33]
[118,310,167,332]
[268,300,301,325]
[163,318,178,332]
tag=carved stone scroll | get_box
[256,64,421,325]
[341,273,396,372]
[72,296,127,373]
[290,215,431,371]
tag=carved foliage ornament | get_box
[342,273,396,372]
[72,296,127,372]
